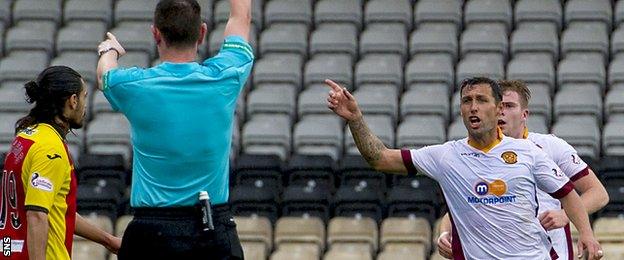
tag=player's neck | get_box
[52,116,69,138]
[158,47,198,63]
[468,127,503,153]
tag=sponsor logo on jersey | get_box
[571,154,581,164]
[46,154,61,160]
[461,152,483,158]
[501,151,517,164]
[467,179,517,205]
[552,168,564,177]
[30,173,53,192]
[20,128,36,136]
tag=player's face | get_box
[69,80,88,129]
[460,83,501,137]
[499,91,528,139]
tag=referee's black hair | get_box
[154,0,202,49]
[15,66,84,134]
[459,77,503,104]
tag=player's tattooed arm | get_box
[348,116,386,166]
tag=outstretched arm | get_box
[559,191,603,260]
[325,79,406,174]
[96,32,126,91]
[224,0,252,41]
[75,213,122,254]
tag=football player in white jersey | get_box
[325,77,603,259]
[437,80,609,259]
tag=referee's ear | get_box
[151,25,162,46]
[197,23,207,46]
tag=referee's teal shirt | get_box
[102,36,254,207]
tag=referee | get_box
[95,0,253,259]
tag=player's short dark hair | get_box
[459,77,503,104]
[498,79,531,109]
[154,0,202,48]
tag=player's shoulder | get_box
[528,132,572,149]
[19,124,66,154]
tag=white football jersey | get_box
[403,136,574,259]
[528,132,589,260]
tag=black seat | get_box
[338,155,386,191]
[77,183,122,220]
[230,182,280,224]
[281,181,331,223]
[77,153,126,172]
[232,153,283,191]
[386,178,441,223]
[78,169,126,184]
[332,184,385,223]
[598,179,624,217]
[599,156,624,182]
[286,154,336,189]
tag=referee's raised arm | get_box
[224,0,252,41]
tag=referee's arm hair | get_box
[224,0,252,41]
[325,79,407,174]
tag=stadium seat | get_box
[554,84,602,123]
[233,153,283,189]
[557,55,606,92]
[405,54,454,92]
[380,217,431,252]
[527,114,549,134]
[271,245,319,260]
[455,55,504,87]
[5,21,56,56]
[50,52,98,85]
[110,22,156,59]
[0,81,30,113]
[386,182,439,223]
[605,88,624,121]
[510,23,559,62]
[286,153,335,188]
[397,116,446,149]
[57,21,107,54]
[552,116,601,160]
[564,0,612,32]
[601,180,624,217]
[259,24,308,58]
[72,240,107,260]
[353,86,398,123]
[611,26,624,59]
[115,0,158,24]
[314,0,363,31]
[359,24,408,60]
[413,0,462,31]
[264,0,312,28]
[609,57,624,90]
[298,86,333,118]
[0,0,10,25]
[77,184,121,218]
[448,116,467,141]
[231,183,280,223]
[603,121,624,156]
[599,156,624,182]
[64,0,112,25]
[506,55,555,91]
[327,216,378,253]
[91,91,115,116]
[601,243,624,260]
[345,115,395,156]
[460,24,508,60]
[253,54,302,90]
[561,23,609,63]
[333,184,385,223]
[618,0,624,27]
[234,215,273,254]
[323,247,372,260]
[86,113,131,162]
[401,84,449,123]
[274,216,325,252]
[117,51,150,68]
[0,113,23,150]
[242,114,291,160]
[241,242,267,260]
[281,183,332,221]
[355,54,403,91]
[213,0,263,29]
[114,215,133,237]
[12,0,61,24]
[593,217,624,243]
[382,243,428,260]
[77,154,126,172]
[464,0,512,32]
[364,0,412,31]
[293,116,343,160]
[304,54,353,90]
[309,24,358,60]
[409,26,458,62]
[527,84,553,124]
[338,154,386,192]
[247,85,296,119]
[0,51,48,84]
[514,0,562,30]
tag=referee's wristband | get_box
[98,47,120,58]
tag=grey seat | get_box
[0,51,48,83]
[294,115,343,160]
[609,56,624,89]
[413,0,462,31]
[405,54,454,92]
[514,0,562,30]
[617,0,624,27]
[554,84,602,123]
[66,128,84,160]
[86,113,131,161]
[12,0,61,24]
[259,24,308,58]
[197,0,214,27]
[242,114,292,160]
[557,55,605,92]
[552,115,601,160]
[91,91,114,116]
[117,51,150,68]
[355,55,403,91]
[208,23,258,57]
[298,85,332,118]
[510,23,559,62]
[64,0,113,25]
[253,54,302,90]
[603,121,624,156]
[304,54,352,90]
[359,24,407,60]
[57,22,107,54]
[0,113,23,146]
[401,84,450,123]
[447,116,467,141]
[345,115,394,155]
[50,52,98,85]
[115,0,159,24]
[246,85,296,119]
[610,26,624,59]
[605,88,624,121]
[110,22,157,59]
[5,21,56,56]
[460,24,508,60]
[564,0,612,32]
[364,0,412,31]
[353,86,399,123]
[213,0,263,30]
[464,0,512,32]
[409,25,458,61]
[527,115,548,134]
[0,22,5,58]
[527,84,552,125]
[561,24,609,63]
[0,81,29,113]
[314,0,363,31]
[309,24,358,60]
[264,0,312,28]
[0,0,11,24]
[397,116,446,149]
[506,55,555,91]
[451,90,461,119]
[455,55,504,87]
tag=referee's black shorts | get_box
[118,203,244,260]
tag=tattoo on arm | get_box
[348,117,387,166]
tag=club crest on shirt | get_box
[501,151,517,164]
[571,154,581,164]
[30,173,53,192]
